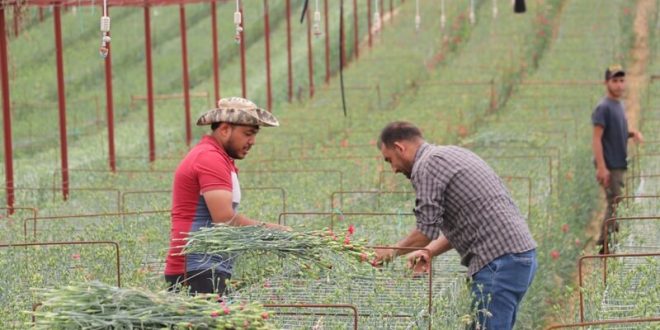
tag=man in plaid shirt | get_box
[375,121,537,330]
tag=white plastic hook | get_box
[469,0,476,24]
[493,0,498,18]
[373,0,381,34]
[313,0,322,37]
[415,0,421,31]
[99,0,110,58]
[234,0,242,44]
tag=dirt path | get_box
[625,0,654,129]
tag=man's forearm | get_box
[592,137,607,169]
[394,229,432,257]
[425,236,453,257]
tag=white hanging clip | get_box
[440,0,446,29]
[99,0,110,58]
[493,0,498,18]
[415,0,421,31]
[373,0,381,34]
[313,0,322,37]
[469,0,476,24]
[234,0,243,44]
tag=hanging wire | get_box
[234,0,243,44]
[99,0,110,58]
[313,0,322,37]
[300,0,310,23]
[469,0,476,25]
[339,0,347,117]
[414,0,421,31]
[440,0,446,29]
[493,0,498,18]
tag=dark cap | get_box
[605,64,625,81]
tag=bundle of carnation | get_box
[28,281,273,329]
[180,224,376,271]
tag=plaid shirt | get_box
[411,143,536,276]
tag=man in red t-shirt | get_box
[164,97,287,295]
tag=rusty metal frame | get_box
[578,253,660,322]
[25,209,170,242]
[630,152,660,179]
[1,206,37,221]
[288,143,374,158]
[242,169,344,198]
[613,195,660,213]
[545,317,660,329]
[263,303,359,330]
[10,187,121,211]
[129,91,210,110]
[120,187,287,213]
[277,211,413,231]
[0,240,122,287]
[330,190,414,211]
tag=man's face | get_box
[606,76,625,99]
[222,124,259,159]
[380,143,412,179]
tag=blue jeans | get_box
[470,249,537,330]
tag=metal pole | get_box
[0,8,15,211]
[285,0,292,102]
[211,1,220,101]
[239,2,247,98]
[324,0,330,83]
[104,7,116,172]
[53,5,69,200]
[179,4,191,146]
[144,6,155,162]
[306,6,314,98]
[367,0,372,48]
[352,0,358,59]
[263,0,272,111]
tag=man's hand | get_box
[631,130,644,144]
[374,248,396,265]
[596,166,610,187]
[407,250,431,274]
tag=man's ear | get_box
[393,141,406,153]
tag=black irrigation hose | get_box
[300,0,309,23]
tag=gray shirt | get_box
[411,143,537,276]
[591,97,628,169]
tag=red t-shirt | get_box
[164,135,238,275]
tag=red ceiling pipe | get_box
[0,8,15,211]
[210,1,220,101]
[285,0,292,102]
[323,0,330,84]
[352,0,358,59]
[53,5,69,200]
[305,6,314,98]
[367,0,372,48]
[239,1,246,98]
[103,7,116,172]
[179,4,191,146]
[263,0,272,111]
[144,5,155,162]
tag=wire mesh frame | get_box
[545,317,660,329]
[613,195,660,212]
[287,143,375,158]
[629,153,660,181]
[237,246,435,330]
[578,253,660,323]
[0,240,122,287]
[119,187,287,213]
[625,174,660,197]
[4,187,122,211]
[24,209,170,242]
[263,303,359,330]
[603,216,660,255]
